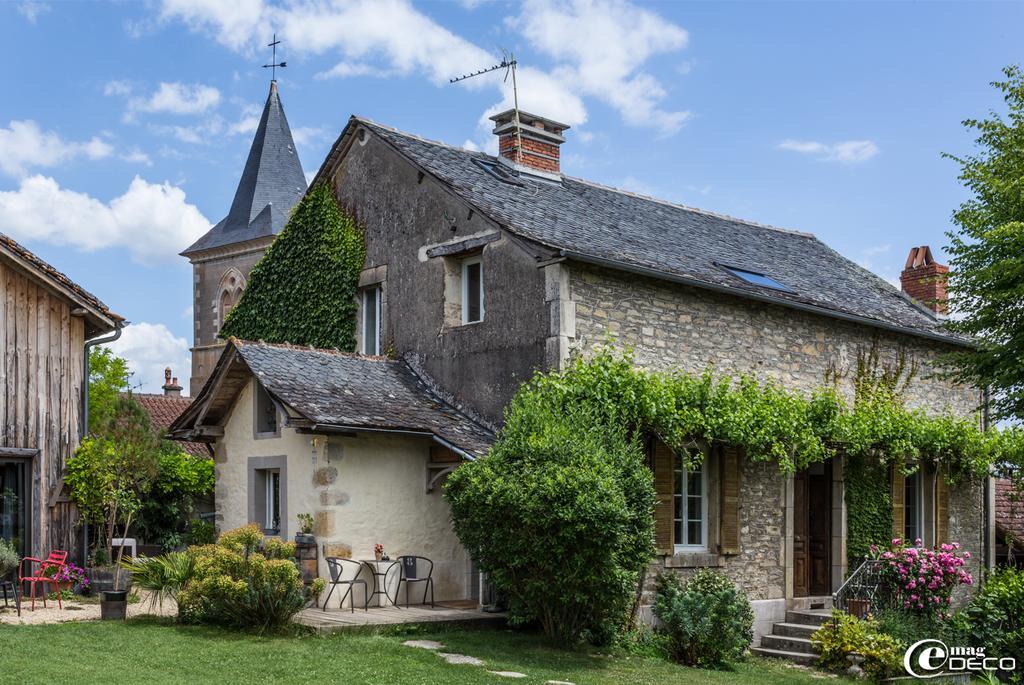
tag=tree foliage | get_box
[944,65,1024,422]
[219,182,366,350]
[137,444,215,550]
[87,347,131,434]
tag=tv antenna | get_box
[450,51,523,165]
[263,34,287,82]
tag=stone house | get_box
[172,92,992,634]
[0,232,122,561]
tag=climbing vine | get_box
[844,454,893,567]
[220,182,365,350]
[508,345,1024,480]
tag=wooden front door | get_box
[794,461,832,597]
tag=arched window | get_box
[217,268,246,332]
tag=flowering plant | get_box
[374,543,384,555]
[870,538,973,618]
[42,562,90,594]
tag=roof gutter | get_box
[305,423,476,461]
[559,250,973,349]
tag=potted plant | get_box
[67,394,160,620]
[295,513,315,545]
[374,543,385,561]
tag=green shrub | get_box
[445,406,654,645]
[652,570,753,669]
[0,538,19,579]
[186,519,215,546]
[813,611,903,682]
[964,567,1024,683]
[121,551,196,612]
[135,524,322,632]
[875,607,970,651]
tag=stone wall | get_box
[568,262,985,619]
[568,263,978,415]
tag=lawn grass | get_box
[0,618,838,684]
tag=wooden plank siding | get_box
[0,258,86,558]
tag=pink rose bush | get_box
[870,538,973,618]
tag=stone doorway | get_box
[793,460,832,597]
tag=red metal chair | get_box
[19,550,68,610]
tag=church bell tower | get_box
[180,79,307,395]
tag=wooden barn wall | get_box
[0,258,85,558]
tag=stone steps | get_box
[749,646,818,666]
[752,609,832,666]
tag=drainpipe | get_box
[982,386,992,572]
[79,322,124,565]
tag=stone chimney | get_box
[900,246,949,314]
[490,109,570,177]
[162,367,183,397]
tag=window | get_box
[722,265,791,292]
[254,382,278,436]
[361,286,381,355]
[674,456,708,551]
[264,469,281,533]
[461,257,484,324]
[905,470,923,545]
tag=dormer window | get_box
[461,257,484,324]
[254,382,279,437]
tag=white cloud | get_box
[315,61,396,80]
[778,139,880,164]
[16,1,50,23]
[103,80,133,97]
[0,175,211,263]
[157,0,689,136]
[510,0,691,135]
[107,322,191,395]
[0,120,113,178]
[121,147,153,166]
[127,82,222,116]
[304,170,317,186]
[291,125,326,147]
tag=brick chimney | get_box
[900,246,949,314]
[490,109,569,177]
[162,367,183,397]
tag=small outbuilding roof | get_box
[169,339,494,459]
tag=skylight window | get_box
[723,266,791,292]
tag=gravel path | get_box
[0,591,176,625]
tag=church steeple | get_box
[183,79,308,396]
[182,81,307,255]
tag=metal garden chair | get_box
[396,555,435,608]
[19,550,68,610]
[322,557,368,613]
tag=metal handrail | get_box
[833,558,889,615]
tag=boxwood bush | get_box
[652,569,754,668]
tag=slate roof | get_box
[132,393,210,458]
[354,118,963,345]
[178,340,494,458]
[182,82,307,256]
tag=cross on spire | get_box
[263,34,286,82]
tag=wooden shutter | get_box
[935,466,950,545]
[891,464,906,540]
[719,445,741,555]
[653,440,675,554]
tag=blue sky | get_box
[2,0,1021,393]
